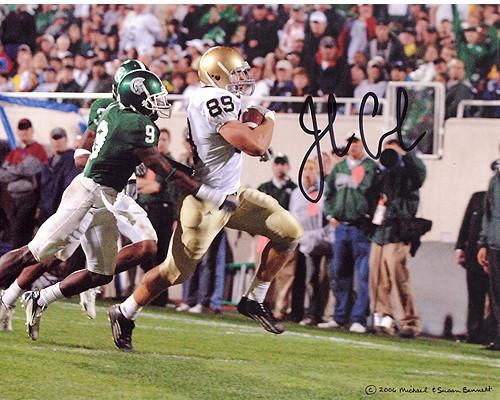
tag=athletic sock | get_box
[2,280,23,307]
[245,278,270,303]
[120,295,142,321]
[37,283,64,308]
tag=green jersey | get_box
[83,103,159,192]
[87,98,114,132]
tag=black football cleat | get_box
[237,296,284,334]
[108,305,135,352]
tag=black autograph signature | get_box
[297,87,427,203]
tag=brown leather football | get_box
[241,107,265,129]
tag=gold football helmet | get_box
[198,46,255,96]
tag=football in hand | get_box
[241,107,265,129]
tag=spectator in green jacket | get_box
[257,154,297,210]
[477,145,500,351]
[318,137,377,333]
[368,140,426,338]
[452,4,499,84]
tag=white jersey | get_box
[187,86,242,194]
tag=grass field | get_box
[1,300,499,400]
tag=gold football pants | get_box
[159,188,303,285]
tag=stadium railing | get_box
[0,91,389,117]
[457,99,500,118]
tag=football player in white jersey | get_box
[109,46,303,351]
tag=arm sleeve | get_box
[478,180,493,248]
[456,195,474,249]
[452,5,465,56]
[402,152,427,190]
[323,169,337,217]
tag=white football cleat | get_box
[80,288,99,319]
[0,291,15,332]
[23,291,46,340]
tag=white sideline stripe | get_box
[58,303,500,368]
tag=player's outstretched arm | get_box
[134,147,238,212]
[219,110,275,157]
[134,147,199,193]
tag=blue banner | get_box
[0,95,80,113]
[0,106,16,150]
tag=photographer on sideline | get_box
[368,139,426,338]
[477,150,500,351]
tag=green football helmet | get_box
[112,59,148,99]
[117,70,172,119]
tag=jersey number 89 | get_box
[206,96,234,117]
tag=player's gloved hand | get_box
[260,147,274,162]
[135,163,148,177]
[248,105,276,122]
[219,194,239,213]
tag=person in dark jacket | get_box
[319,137,377,333]
[368,140,426,338]
[0,5,36,60]
[478,152,500,351]
[38,128,80,224]
[243,5,279,63]
[0,119,48,248]
[311,36,351,102]
[456,191,493,344]
[445,59,473,119]
[368,19,406,67]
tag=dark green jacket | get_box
[323,157,377,223]
[479,172,500,251]
[258,178,297,210]
[370,152,426,245]
[452,4,499,81]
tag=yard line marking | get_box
[57,302,500,368]
[0,342,248,364]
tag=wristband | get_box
[74,148,91,159]
[264,110,276,122]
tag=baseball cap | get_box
[50,127,67,140]
[367,58,382,68]
[390,60,406,71]
[186,39,204,54]
[310,11,327,25]
[276,59,293,71]
[252,57,265,67]
[274,153,289,164]
[320,36,337,48]
[18,44,31,52]
[39,34,55,45]
[18,118,32,130]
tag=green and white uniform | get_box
[28,103,160,276]
[87,97,114,132]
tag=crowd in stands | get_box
[0,4,498,117]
